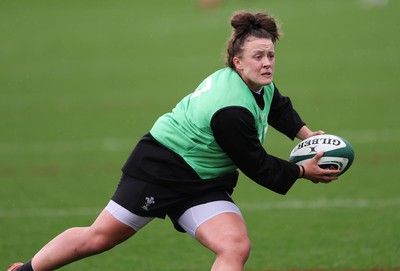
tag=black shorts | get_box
[111,173,234,232]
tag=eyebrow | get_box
[252,48,275,54]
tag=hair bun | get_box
[230,11,280,42]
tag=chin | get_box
[259,77,273,86]
[262,80,273,86]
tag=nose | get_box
[263,59,271,68]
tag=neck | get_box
[233,69,264,93]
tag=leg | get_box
[178,201,251,271]
[197,213,251,271]
[11,173,159,271]
[31,208,137,271]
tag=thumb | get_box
[313,151,324,162]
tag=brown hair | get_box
[225,11,281,69]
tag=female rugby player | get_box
[8,11,340,271]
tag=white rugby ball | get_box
[289,134,355,176]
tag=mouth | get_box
[262,71,272,77]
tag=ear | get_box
[233,56,243,71]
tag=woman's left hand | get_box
[296,126,325,140]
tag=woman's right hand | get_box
[300,151,341,184]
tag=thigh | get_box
[105,200,154,232]
[88,208,138,247]
[177,200,242,238]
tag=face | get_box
[233,37,275,92]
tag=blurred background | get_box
[1,0,399,270]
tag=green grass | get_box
[1,0,399,270]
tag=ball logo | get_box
[290,135,348,157]
[296,137,341,151]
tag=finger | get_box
[313,151,325,161]
[324,175,339,182]
[314,130,325,135]
[315,173,339,183]
[323,169,342,176]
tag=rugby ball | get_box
[289,134,355,176]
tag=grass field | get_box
[1,0,399,270]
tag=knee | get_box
[232,234,252,262]
[77,227,119,254]
[89,234,117,253]
[215,232,252,263]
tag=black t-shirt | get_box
[122,84,305,195]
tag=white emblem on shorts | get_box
[141,196,155,211]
